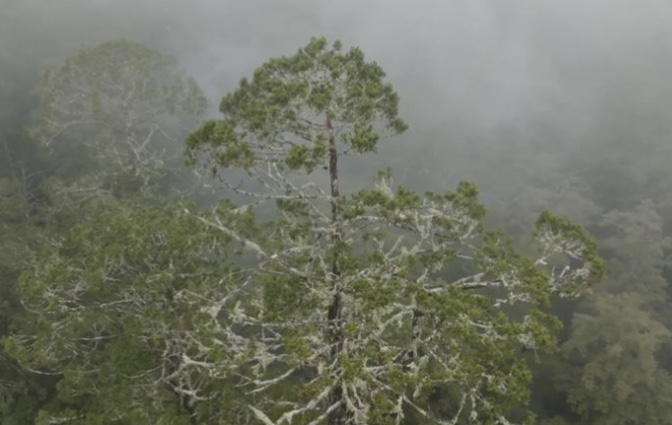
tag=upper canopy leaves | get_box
[186,37,408,175]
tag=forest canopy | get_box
[0,36,606,425]
[2,3,672,424]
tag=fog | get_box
[4,0,672,201]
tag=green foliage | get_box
[556,293,672,425]
[0,177,52,425]
[546,198,672,425]
[4,201,241,424]
[534,211,606,297]
[186,36,408,175]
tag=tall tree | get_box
[184,37,603,425]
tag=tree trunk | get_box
[326,115,348,425]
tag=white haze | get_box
[3,0,671,200]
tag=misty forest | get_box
[1,1,671,424]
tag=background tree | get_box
[184,37,604,425]
[539,199,672,424]
[554,293,672,425]
[29,39,207,208]
[0,37,211,423]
